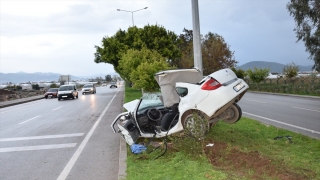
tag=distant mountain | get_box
[0,72,119,84]
[238,61,313,73]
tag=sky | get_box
[0,0,314,77]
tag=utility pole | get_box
[191,0,203,76]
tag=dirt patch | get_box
[0,89,16,95]
[203,141,307,180]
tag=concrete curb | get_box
[118,138,127,180]
[0,95,44,108]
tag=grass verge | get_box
[124,87,320,180]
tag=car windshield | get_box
[59,86,73,91]
[138,93,163,111]
[48,88,58,92]
[83,85,92,88]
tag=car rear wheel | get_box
[222,103,242,124]
[182,110,209,139]
[58,98,60,101]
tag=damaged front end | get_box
[111,112,140,146]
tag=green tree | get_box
[287,0,320,71]
[32,84,40,90]
[174,29,237,75]
[119,48,172,90]
[130,60,171,92]
[50,83,58,88]
[94,24,180,73]
[231,67,247,79]
[105,75,112,82]
[173,28,194,69]
[202,32,237,75]
[247,67,270,84]
[283,62,299,78]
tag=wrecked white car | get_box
[111,68,248,145]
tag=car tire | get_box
[182,110,209,139]
[222,103,242,124]
[76,94,78,99]
[58,98,60,101]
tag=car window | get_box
[83,85,92,88]
[138,93,163,111]
[176,87,188,97]
[59,86,73,91]
[48,88,58,92]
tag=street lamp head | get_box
[144,7,148,9]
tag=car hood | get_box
[123,99,140,112]
[154,68,203,107]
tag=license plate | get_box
[48,95,52,98]
[62,96,67,98]
[233,82,245,92]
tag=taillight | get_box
[201,78,221,90]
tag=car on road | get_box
[57,85,78,101]
[111,68,248,146]
[110,82,117,88]
[44,88,58,99]
[82,84,96,94]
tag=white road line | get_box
[19,115,41,124]
[245,99,267,103]
[0,143,77,153]
[243,112,320,135]
[0,100,45,114]
[292,107,320,113]
[0,133,84,142]
[57,88,120,180]
[52,106,63,111]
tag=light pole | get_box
[117,7,148,26]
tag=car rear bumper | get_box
[58,93,74,99]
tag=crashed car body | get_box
[111,68,248,145]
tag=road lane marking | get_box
[0,100,45,114]
[243,112,320,135]
[0,143,77,153]
[292,107,320,113]
[57,88,120,180]
[0,133,84,142]
[52,106,63,111]
[245,99,267,103]
[19,115,41,124]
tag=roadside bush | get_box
[245,76,320,96]
[283,62,299,78]
[231,67,246,79]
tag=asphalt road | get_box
[238,92,320,139]
[0,85,124,180]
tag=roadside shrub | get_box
[231,67,246,79]
[283,62,299,78]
